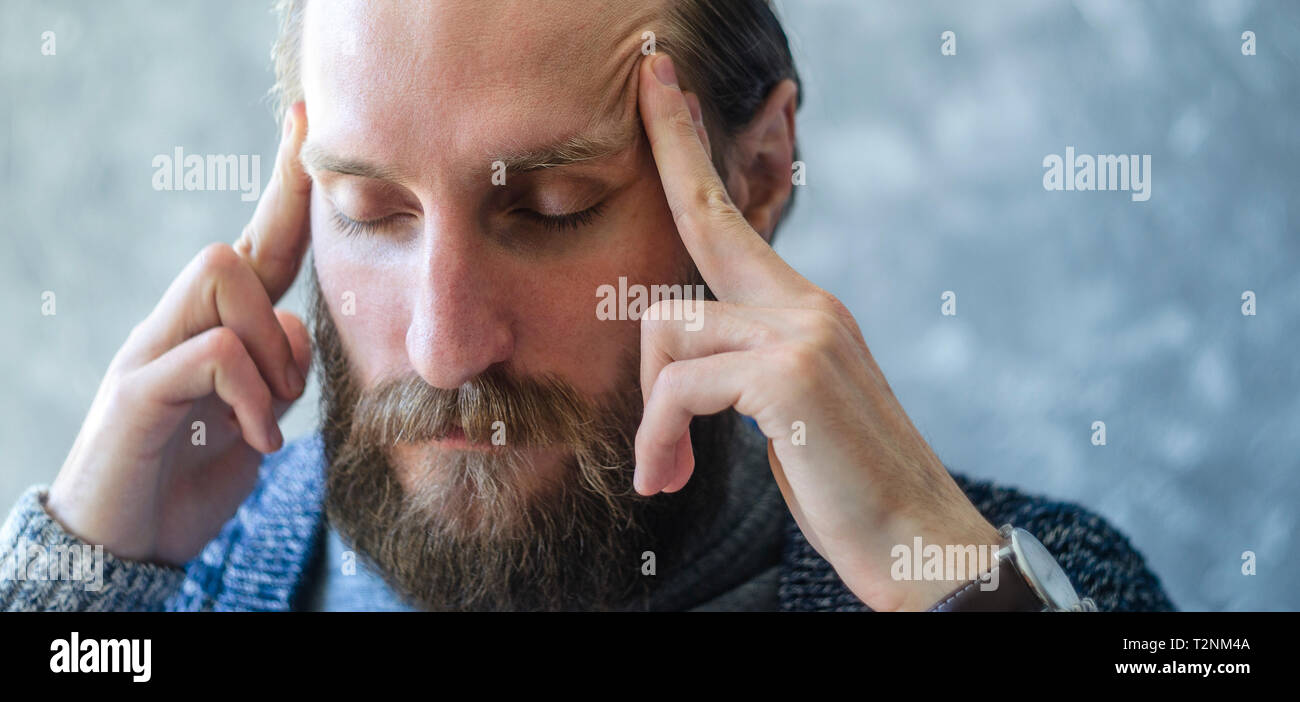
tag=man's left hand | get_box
[634,53,1002,612]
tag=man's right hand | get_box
[45,101,314,567]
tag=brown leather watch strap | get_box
[929,560,1046,612]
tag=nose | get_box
[405,214,513,390]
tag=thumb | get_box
[234,101,312,303]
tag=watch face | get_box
[1012,529,1080,608]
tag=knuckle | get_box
[653,361,687,397]
[197,242,241,279]
[202,326,244,364]
[797,287,837,312]
[775,342,821,376]
[675,183,735,234]
[641,298,678,328]
[698,182,735,216]
[233,229,256,259]
[119,320,150,355]
[802,309,843,350]
[124,319,145,343]
[794,289,857,330]
[820,293,853,322]
[810,292,867,345]
[102,370,142,410]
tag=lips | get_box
[440,425,466,442]
[431,424,500,451]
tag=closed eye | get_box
[329,202,607,237]
[514,202,605,232]
[330,208,408,238]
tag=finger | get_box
[134,326,282,454]
[635,351,754,495]
[269,308,313,420]
[659,433,695,494]
[172,310,310,462]
[637,53,806,306]
[131,242,304,401]
[639,298,779,405]
[233,100,312,302]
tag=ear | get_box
[723,78,798,244]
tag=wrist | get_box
[868,517,1004,612]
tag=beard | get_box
[310,266,735,611]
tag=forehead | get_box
[300,0,661,176]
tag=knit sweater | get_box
[0,428,1177,612]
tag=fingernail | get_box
[268,420,283,452]
[634,466,653,496]
[285,361,304,396]
[653,54,677,87]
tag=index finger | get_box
[233,100,312,303]
[637,53,805,306]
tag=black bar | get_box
[0,612,1287,688]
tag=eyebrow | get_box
[300,141,405,183]
[300,122,641,184]
[496,123,640,173]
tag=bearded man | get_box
[0,0,1174,613]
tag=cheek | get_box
[310,196,411,385]
[512,179,688,393]
[512,262,639,397]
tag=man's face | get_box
[296,0,729,609]
[302,0,685,486]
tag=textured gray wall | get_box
[1,0,1295,610]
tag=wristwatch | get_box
[929,523,1098,612]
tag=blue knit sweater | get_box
[0,431,1176,612]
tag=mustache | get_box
[346,365,626,450]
